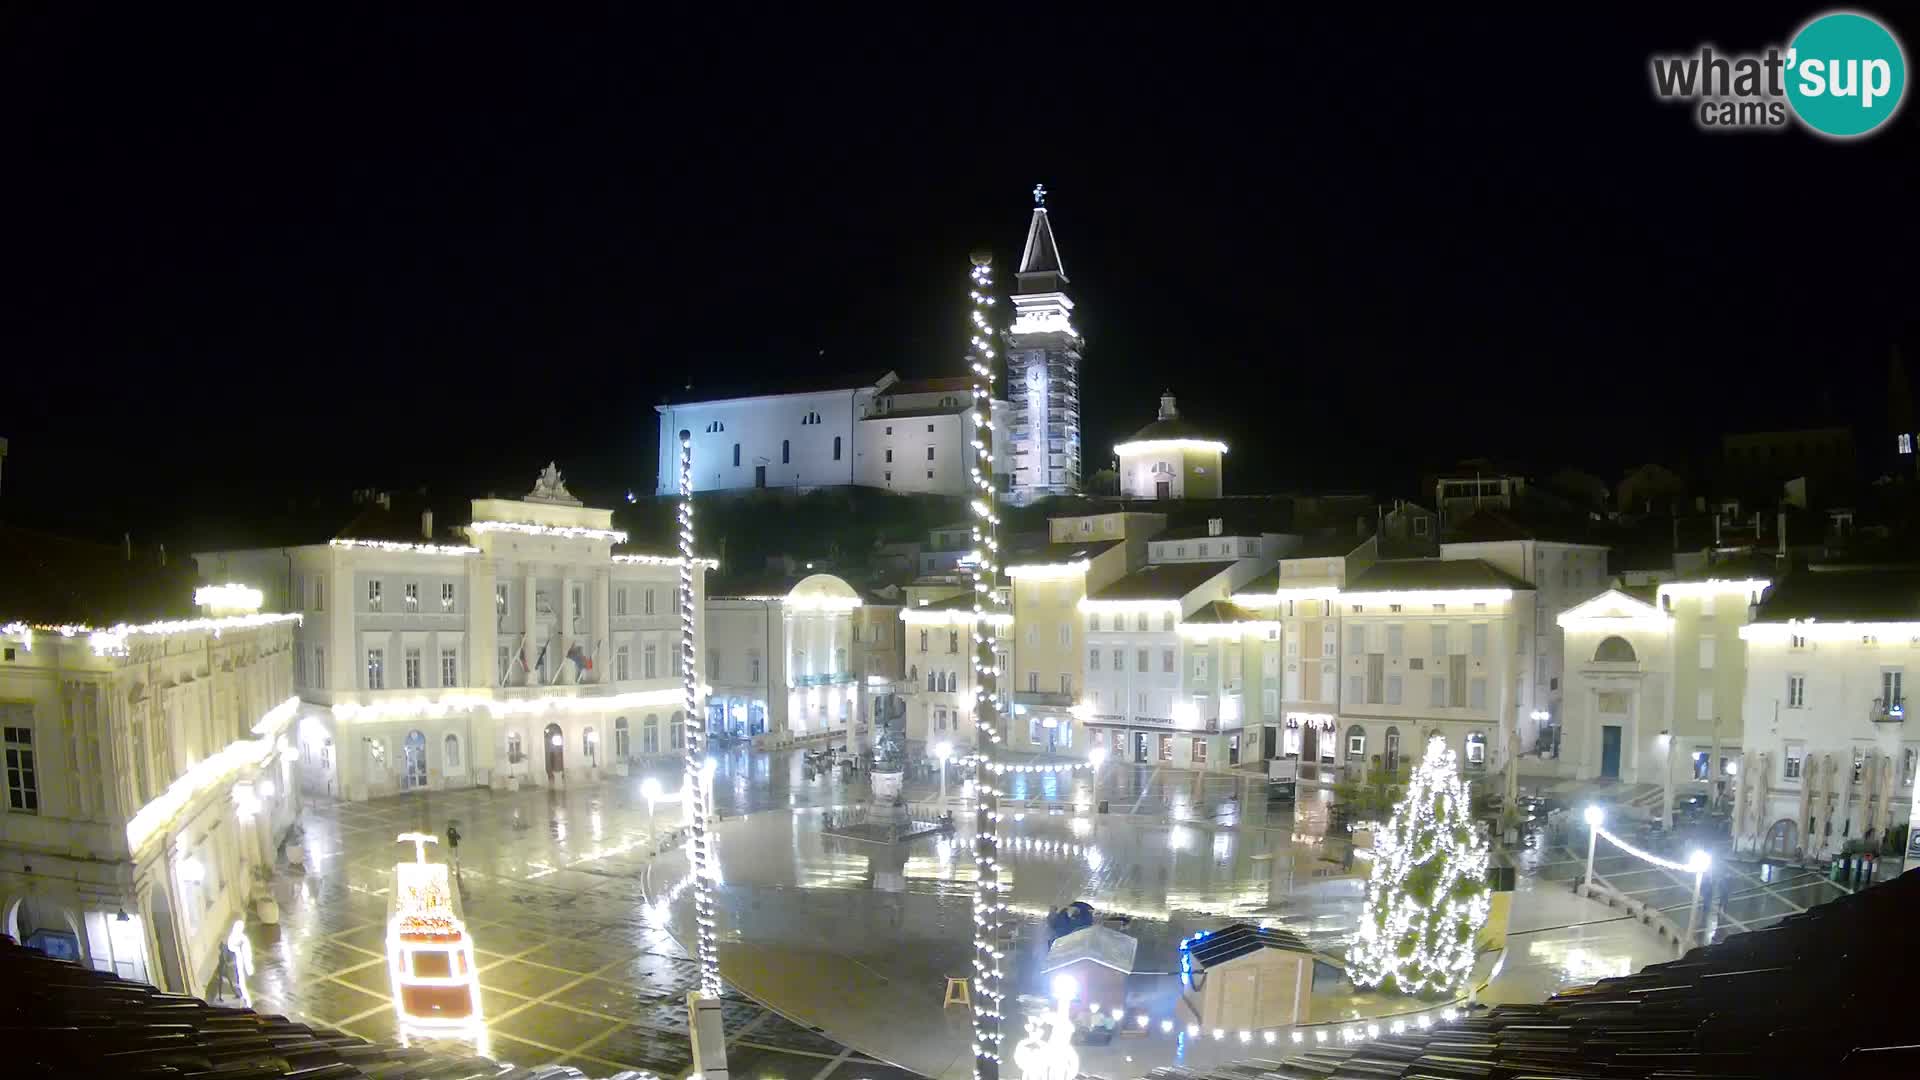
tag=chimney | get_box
[422,509,434,540]
[1158,391,1178,421]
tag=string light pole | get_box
[678,429,723,998]
[966,251,1008,1080]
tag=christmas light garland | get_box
[676,430,724,999]
[1348,734,1491,996]
[967,252,1008,1080]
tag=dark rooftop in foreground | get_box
[1182,922,1314,971]
[1346,558,1535,593]
[1148,868,1920,1080]
[1749,564,1920,623]
[1089,560,1236,601]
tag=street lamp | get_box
[1582,805,1604,888]
[933,740,953,804]
[1683,848,1712,948]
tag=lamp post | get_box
[1683,848,1711,948]
[1661,729,1678,831]
[934,740,953,804]
[1582,805,1604,888]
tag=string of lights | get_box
[677,429,723,999]
[1348,734,1491,996]
[966,252,1007,1080]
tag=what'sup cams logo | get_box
[1651,10,1906,137]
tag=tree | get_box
[1348,734,1491,996]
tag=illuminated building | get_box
[1,541,299,999]
[1006,184,1082,503]
[902,593,1010,751]
[706,573,900,742]
[1115,393,1227,500]
[651,371,1009,498]
[195,464,707,800]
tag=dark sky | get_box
[2,5,1914,546]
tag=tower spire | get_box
[1017,184,1067,293]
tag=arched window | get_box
[670,711,684,750]
[1594,636,1637,663]
[505,730,523,766]
[909,664,918,686]
[583,726,598,766]
[833,435,842,461]
[1383,726,1401,773]
[614,717,630,759]
[927,669,937,692]
[782,439,791,464]
[1345,724,1366,759]
[643,714,660,754]
[443,733,462,771]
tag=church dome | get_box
[1115,392,1227,452]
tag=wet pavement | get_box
[242,748,1692,1080]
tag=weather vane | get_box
[1032,183,1047,206]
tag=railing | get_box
[1872,696,1906,723]
[791,673,859,688]
[1013,689,1076,708]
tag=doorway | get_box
[1228,735,1241,766]
[1155,479,1170,499]
[1262,725,1278,760]
[1301,724,1319,763]
[1133,731,1149,763]
[402,730,428,791]
[754,465,767,488]
[543,722,565,776]
[1600,725,1622,780]
[1385,727,1401,775]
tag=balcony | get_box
[1872,696,1906,724]
[792,672,859,688]
[1014,689,1075,709]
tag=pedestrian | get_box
[445,822,462,868]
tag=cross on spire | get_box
[1032,183,1047,207]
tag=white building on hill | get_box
[653,371,1008,498]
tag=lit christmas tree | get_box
[1348,734,1491,996]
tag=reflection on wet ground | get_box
[244,748,1697,1080]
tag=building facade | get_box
[1,600,300,998]
[706,573,896,745]
[901,594,1009,751]
[654,372,1009,498]
[1732,567,1918,860]
[1006,188,1083,503]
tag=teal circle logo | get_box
[1785,11,1907,137]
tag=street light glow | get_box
[1050,974,1078,1003]
[1583,805,1604,827]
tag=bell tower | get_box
[1006,184,1083,503]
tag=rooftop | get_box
[882,376,975,396]
[656,369,897,407]
[1118,414,1225,448]
[1004,538,1123,567]
[0,524,201,625]
[1442,505,1613,548]
[1089,560,1236,601]
[1183,599,1266,625]
[1182,922,1314,972]
[1345,558,1535,594]
[1750,564,1920,623]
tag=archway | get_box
[402,730,428,791]
[1594,636,1637,663]
[543,722,564,776]
[1764,818,1799,858]
[5,896,82,962]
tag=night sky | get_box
[2,5,1914,546]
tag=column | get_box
[592,572,612,685]
[522,568,538,685]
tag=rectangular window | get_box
[314,576,325,611]
[441,582,456,611]
[497,645,511,683]
[404,647,422,689]
[1348,625,1365,656]
[495,584,508,614]
[404,582,419,611]
[645,588,657,615]
[1161,648,1174,673]
[1058,624,1070,648]
[733,443,741,466]
[1884,669,1905,708]
[571,585,583,618]
[749,652,762,682]
[1787,674,1806,708]
[885,449,893,463]
[1697,687,1715,722]
[1162,612,1175,632]
[1903,745,1918,788]
[1470,623,1488,658]
[368,579,383,612]
[1430,675,1446,707]
[1060,674,1073,695]
[1699,637,1715,669]
[1432,623,1448,656]
[616,588,628,617]
[1469,677,1487,710]
[1192,738,1208,764]
[1135,649,1148,672]
[616,645,631,681]
[1386,624,1403,657]
[1785,742,1807,779]
[4,724,39,814]
[1263,688,1278,716]
[950,630,962,654]
[833,435,842,460]
[1194,655,1209,680]
[782,439,790,464]
[1028,671,1039,693]
[927,446,935,461]
[1386,675,1402,705]
[1346,673,1365,704]
[644,643,659,679]
[1450,655,1468,707]
[367,648,386,690]
[1089,649,1101,671]
[440,648,458,687]
[313,646,326,689]
[1348,733,1366,758]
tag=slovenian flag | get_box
[566,644,591,671]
